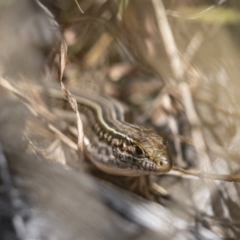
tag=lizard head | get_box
[130,129,172,174]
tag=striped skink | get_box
[48,86,172,176]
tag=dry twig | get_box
[171,166,240,183]
[151,0,183,80]
[58,40,85,164]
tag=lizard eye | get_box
[135,146,144,156]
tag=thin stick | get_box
[48,124,78,151]
[58,40,85,164]
[180,82,211,172]
[75,0,84,13]
[151,0,183,80]
[171,166,240,183]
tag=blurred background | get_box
[0,0,240,239]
